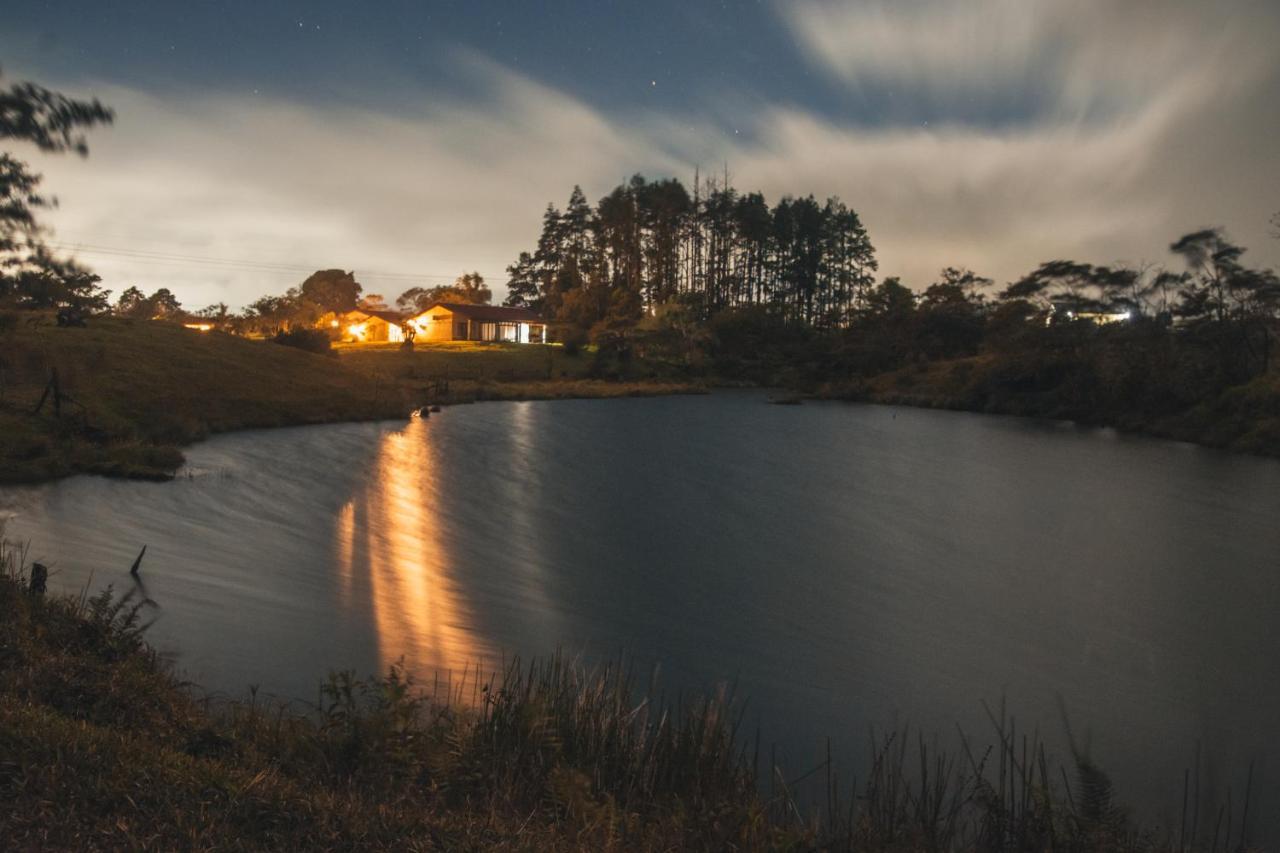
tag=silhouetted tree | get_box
[915,268,990,358]
[397,272,492,312]
[194,302,230,330]
[299,269,362,313]
[1167,229,1278,324]
[0,70,113,312]
[502,252,541,309]
[244,294,295,335]
[506,174,877,336]
[357,292,390,312]
[115,286,147,317]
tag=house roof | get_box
[338,308,404,324]
[417,302,543,323]
[363,309,407,324]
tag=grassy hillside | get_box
[0,315,411,482]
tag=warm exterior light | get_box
[330,319,339,328]
[347,322,368,340]
[183,322,214,332]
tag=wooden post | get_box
[32,368,62,417]
[29,563,48,595]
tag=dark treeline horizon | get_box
[500,173,1280,342]
[502,173,879,331]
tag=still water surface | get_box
[5,392,1280,837]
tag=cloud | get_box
[779,0,1277,124]
[15,4,1280,308]
[762,0,1280,284]
[21,53,685,309]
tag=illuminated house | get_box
[406,302,546,343]
[317,309,407,343]
[1045,301,1133,327]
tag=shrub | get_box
[270,327,333,355]
[558,324,589,356]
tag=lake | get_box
[4,391,1279,839]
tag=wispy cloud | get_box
[17,3,1280,307]
[763,0,1280,283]
[23,54,683,309]
[779,0,1276,124]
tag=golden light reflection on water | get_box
[332,420,486,683]
[335,500,355,606]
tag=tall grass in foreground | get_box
[0,537,1263,850]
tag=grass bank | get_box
[0,540,1260,851]
[0,316,701,484]
[812,355,1280,458]
[335,340,705,406]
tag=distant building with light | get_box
[1045,301,1133,327]
[406,302,545,343]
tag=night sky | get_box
[4,0,1279,308]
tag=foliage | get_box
[557,324,589,356]
[299,269,362,313]
[397,272,493,312]
[503,175,877,331]
[114,285,182,319]
[357,292,390,312]
[270,326,334,355]
[0,71,113,313]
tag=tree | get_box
[503,252,541,309]
[115,286,148,317]
[195,302,230,330]
[245,294,295,335]
[1002,260,1100,309]
[0,70,113,311]
[1169,229,1252,323]
[925,267,993,306]
[148,287,182,318]
[447,272,492,304]
[114,286,180,319]
[397,272,492,311]
[503,175,878,333]
[916,267,990,358]
[357,293,390,312]
[864,276,915,320]
[299,269,362,313]
[395,287,431,313]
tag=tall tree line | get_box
[504,174,878,333]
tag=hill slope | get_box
[0,315,409,482]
